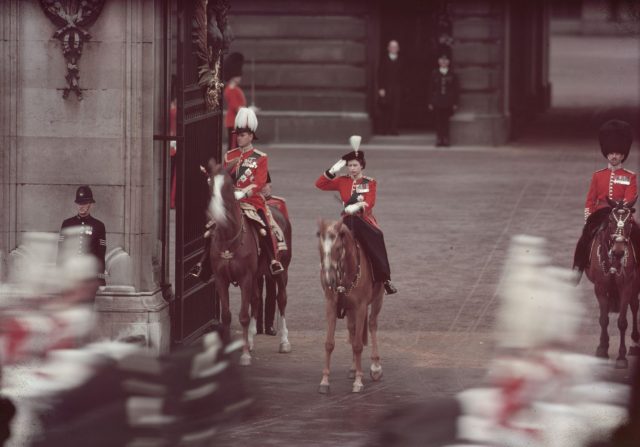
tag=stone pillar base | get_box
[450,113,510,146]
[95,286,170,354]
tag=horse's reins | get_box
[600,208,633,275]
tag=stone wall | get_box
[228,0,372,143]
[0,0,169,353]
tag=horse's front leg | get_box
[319,296,337,394]
[629,289,640,355]
[595,285,610,358]
[275,273,291,353]
[369,289,384,382]
[216,277,232,342]
[239,275,255,366]
[616,295,630,369]
[351,305,368,393]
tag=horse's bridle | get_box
[323,241,362,296]
[214,216,246,261]
[600,207,633,275]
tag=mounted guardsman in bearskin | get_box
[224,107,287,275]
[573,119,639,281]
[315,136,397,295]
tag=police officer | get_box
[315,138,397,295]
[58,186,107,286]
[428,50,459,147]
[573,120,638,279]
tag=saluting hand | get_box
[328,159,346,175]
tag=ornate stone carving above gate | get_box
[39,0,106,100]
[192,0,232,111]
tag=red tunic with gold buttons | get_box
[315,173,379,228]
[224,147,268,213]
[584,166,637,220]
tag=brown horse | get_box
[585,198,640,368]
[317,219,384,393]
[206,163,292,366]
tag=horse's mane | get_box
[208,163,240,229]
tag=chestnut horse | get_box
[206,163,292,366]
[585,198,640,368]
[317,219,384,393]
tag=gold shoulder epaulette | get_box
[253,149,266,156]
[364,175,376,181]
[270,195,286,202]
[624,168,636,175]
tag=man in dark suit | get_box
[377,40,403,135]
[428,51,459,147]
[58,185,107,287]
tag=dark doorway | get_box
[376,0,442,131]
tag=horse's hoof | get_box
[615,358,629,369]
[239,353,252,366]
[318,384,330,394]
[370,366,383,382]
[348,369,356,380]
[279,342,291,353]
[352,383,364,393]
[595,347,609,359]
[628,346,640,356]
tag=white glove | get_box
[344,203,364,215]
[234,190,245,200]
[329,159,346,175]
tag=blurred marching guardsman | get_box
[573,120,639,279]
[223,52,247,151]
[315,136,397,295]
[58,186,107,287]
[224,107,285,275]
[377,40,403,136]
[428,50,459,147]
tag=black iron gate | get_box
[172,0,229,346]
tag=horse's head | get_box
[317,219,354,291]
[204,159,235,226]
[606,197,636,261]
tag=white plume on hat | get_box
[349,135,362,154]
[235,107,258,132]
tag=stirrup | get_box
[188,263,203,278]
[270,260,284,275]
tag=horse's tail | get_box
[362,313,369,346]
[608,275,620,314]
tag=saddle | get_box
[239,202,288,252]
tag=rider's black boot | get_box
[383,280,397,295]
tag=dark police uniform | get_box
[58,186,107,285]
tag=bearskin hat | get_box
[599,119,633,162]
[223,52,244,82]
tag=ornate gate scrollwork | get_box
[192,0,231,111]
[39,0,106,100]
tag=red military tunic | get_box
[315,172,379,228]
[585,166,637,220]
[224,147,268,213]
[224,85,246,130]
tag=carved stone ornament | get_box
[192,0,231,111]
[39,0,106,100]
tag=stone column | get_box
[0,0,169,353]
[450,0,510,146]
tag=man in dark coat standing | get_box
[377,40,403,135]
[58,185,107,286]
[428,51,459,147]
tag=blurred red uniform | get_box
[584,167,637,220]
[315,173,379,229]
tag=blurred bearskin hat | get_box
[223,52,244,83]
[599,119,633,162]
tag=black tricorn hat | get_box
[75,185,95,205]
[599,119,633,162]
[223,52,244,82]
[342,150,366,169]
